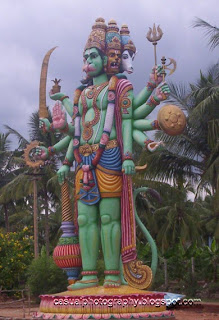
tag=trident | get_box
[146,23,163,66]
[146,24,176,80]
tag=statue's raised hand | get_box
[35,146,49,160]
[149,65,164,87]
[57,165,70,185]
[122,160,136,175]
[52,102,67,130]
[49,90,65,101]
[39,118,51,133]
[154,82,170,101]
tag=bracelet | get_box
[123,151,133,161]
[63,158,73,167]
[48,146,56,157]
[60,95,69,102]
[104,270,120,275]
[81,271,98,276]
[144,139,153,149]
[147,95,160,107]
[146,81,156,91]
[50,123,55,132]
[151,120,161,130]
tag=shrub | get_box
[0,227,33,289]
[27,247,68,301]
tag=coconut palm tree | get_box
[0,132,26,231]
[138,62,219,197]
[193,18,219,51]
[1,111,65,255]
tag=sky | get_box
[0,0,218,149]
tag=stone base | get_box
[35,286,175,319]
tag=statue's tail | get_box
[133,187,159,277]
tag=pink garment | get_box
[115,79,137,263]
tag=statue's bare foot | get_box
[52,101,67,130]
[67,276,99,291]
[103,275,121,288]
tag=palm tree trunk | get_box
[4,203,9,232]
[33,175,39,258]
[44,186,50,257]
[164,258,168,288]
[191,257,195,278]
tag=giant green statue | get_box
[37,18,170,289]
[33,17,185,319]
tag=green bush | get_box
[27,247,68,301]
[0,227,33,289]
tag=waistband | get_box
[79,139,119,156]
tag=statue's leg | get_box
[68,200,100,290]
[100,197,121,287]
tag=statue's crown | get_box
[84,17,107,53]
[120,24,136,53]
[106,19,121,51]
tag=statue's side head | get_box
[83,18,107,78]
[120,24,136,74]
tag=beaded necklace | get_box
[81,81,108,142]
[73,76,118,191]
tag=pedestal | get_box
[34,286,175,319]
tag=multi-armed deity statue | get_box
[26,18,186,319]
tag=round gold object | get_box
[24,140,44,168]
[157,104,186,136]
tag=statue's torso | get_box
[78,83,117,145]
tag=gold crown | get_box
[120,24,129,36]
[120,24,136,53]
[84,18,107,53]
[106,19,121,51]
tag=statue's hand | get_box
[49,90,65,101]
[52,102,67,130]
[147,141,165,153]
[122,160,136,175]
[39,118,51,133]
[57,165,70,185]
[35,146,49,160]
[149,65,163,86]
[154,82,170,101]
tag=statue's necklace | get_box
[81,81,108,142]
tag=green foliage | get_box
[27,247,68,301]
[0,227,33,289]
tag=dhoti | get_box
[75,141,122,205]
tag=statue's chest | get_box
[79,84,108,114]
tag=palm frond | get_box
[192,18,219,50]
[4,125,29,149]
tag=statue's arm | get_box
[133,129,164,152]
[133,119,161,131]
[57,138,74,184]
[35,135,71,160]
[133,82,170,120]
[121,90,135,175]
[132,65,163,109]
[50,92,74,117]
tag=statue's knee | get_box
[101,214,111,225]
[78,215,87,227]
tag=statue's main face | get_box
[121,50,135,74]
[106,49,121,75]
[83,48,104,77]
